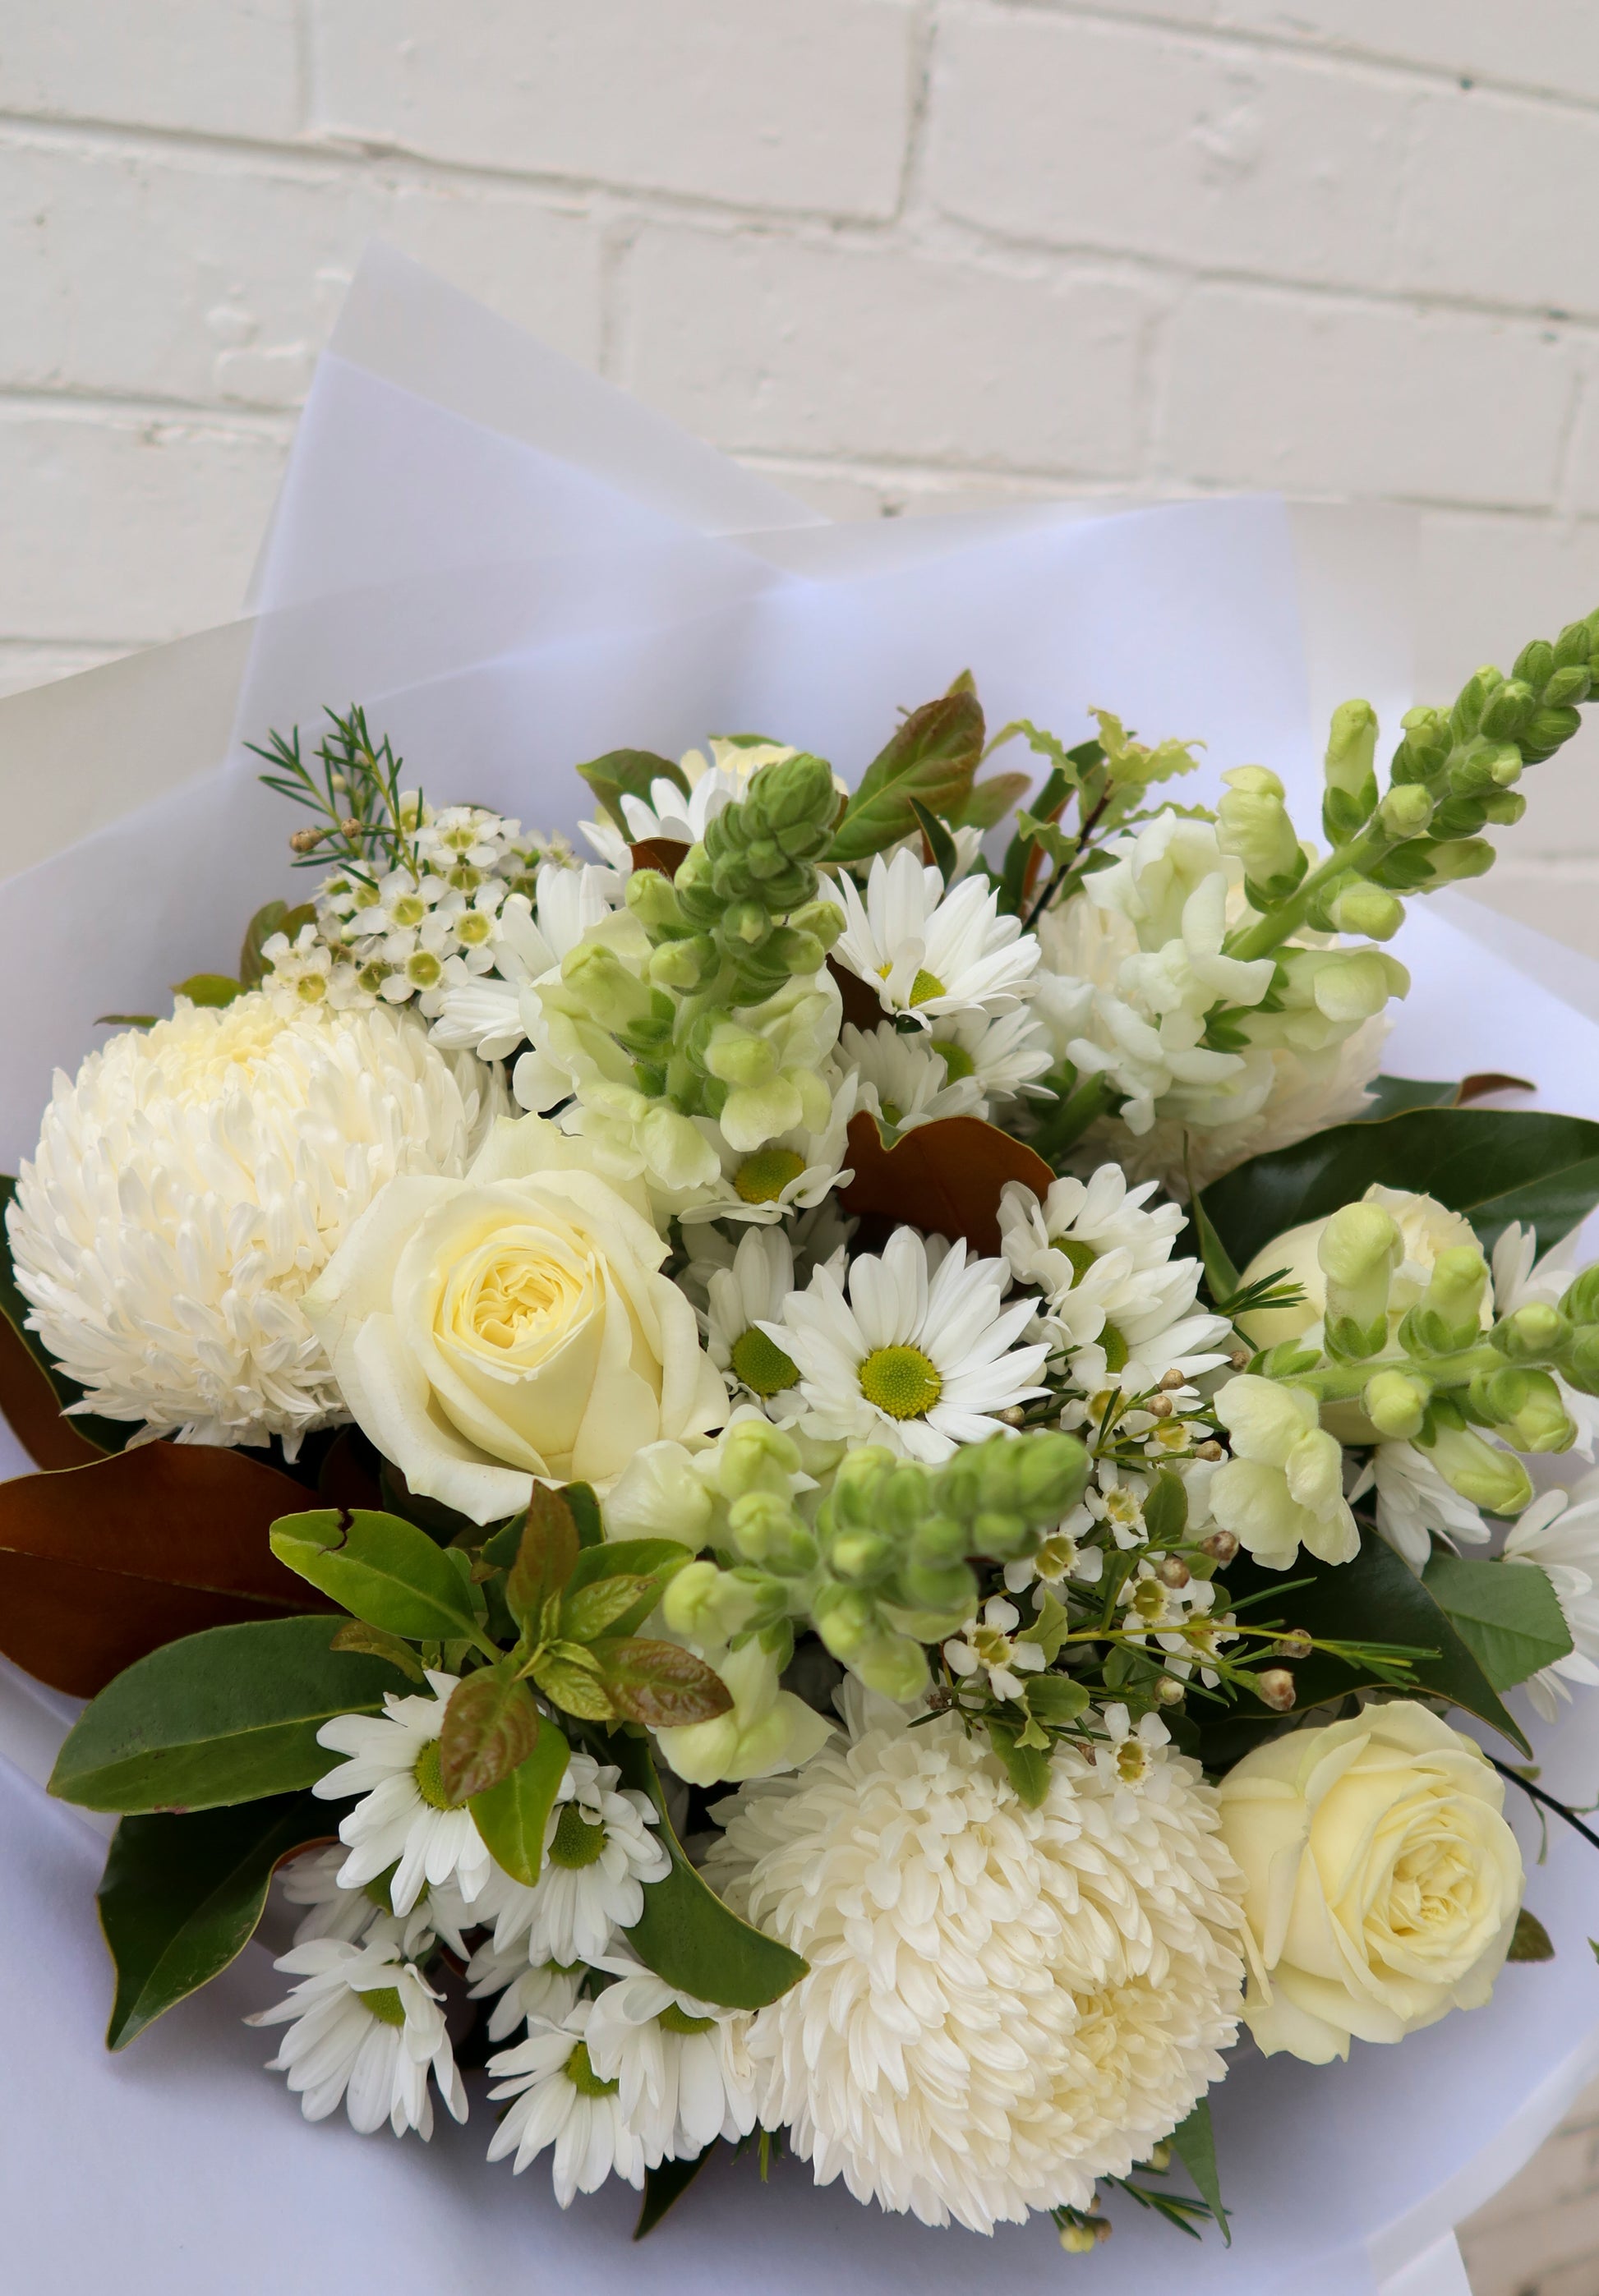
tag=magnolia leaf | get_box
[612,1734,807,2009]
[838,1110,1055,1258]
[827,955,887,1033]
[1422,1554,1572,1691]
[630,837,690,878]
[530,1645,615,1722]
[99,1792,330,2048]
[561,1574,662,1646]
[1356,1073,1534,1123]
[635,2146,717,2240]
[576,747,689,831]
[329,1620,426,1683]
[1168,2096,1230,2245]
[830,692,984,864]
[316,1427,385,1512]
[596,1637,733,1728]
[987,1718,1052,1806]
[506,1486,581,1630]
[439,1663,540,1806]
[470,1723,569,1886]
[0,1443,330,1698]
[49,1615,399,1813]
[170,973,241,1008]
[1509,1907,1555,1962]
[0,1176,132,1461]
[1200,1107,1599,1268]
[270,1508,481,1644]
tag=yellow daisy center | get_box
[548,1801,607,1870]
[735,1148,807,1204]
[658,2003,717,2036]
[909,968,946,1007]
[412,1740,451,1810]
[933,1038,975,1083]
[859,1343,942,1420]
[730,1326,800,1397]
[363,1985,408,2028]
[564,2041,620,2097]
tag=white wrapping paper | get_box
[0,248,1592,2294]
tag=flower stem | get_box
[1488,1756,1599,1855]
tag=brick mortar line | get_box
[0,386,297,438]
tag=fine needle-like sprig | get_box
[247,703,423,886]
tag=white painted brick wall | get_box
[3,5,1599,2283]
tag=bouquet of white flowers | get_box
[5,591,1599,2264]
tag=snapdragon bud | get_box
[1560,1268,1599,1325]
[786,896,846,954]
[1329,879,1403,940]
[1480,790,1527,826]
[1380,783,1434,836]
[661,1558,764,1641]
[1564,1327,1599,1396]
[726,1491,818,1577]
[625,867,685,931]
[1478,678,1537,741]
[1493,1302,1571,1361]
[560,939,656,1034]
[1391,706,1451,784]
[1422,838,1495,885]
[1319,1201,1403,1359]
[825,1529,896,1585]
[1422,1423,1534,1515]
[1324,700,1379,808]
[1363,1367,1432,1440]
[716,1415,805,1502]
[1468,1366,1576,1454]
[703,1020,777,1088]
[1219,766,1303,892]
[1401,1245,1489,1355]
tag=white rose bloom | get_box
[1235,1184,1486,1357]
[302,1112,728,1524]
[6,994,495,1455]
[705,1686,1245,2233]
[1217,1700,1524,2064]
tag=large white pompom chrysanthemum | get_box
[704,1690,1246,2234]
[7,992,497,1453]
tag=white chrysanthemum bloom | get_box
[832,849,1040,1024]
[942,1594,1047,1702]
[766,1225,1048,1463]
[705,1686,1246,2233]
[248,1921,467,2139]
[312,1672,494,1916]
[1347,1440,1490,1572]
[278,1846,474,1957]
[480,1751,670,1966]
[6,994,495,1455]
[585,1964,759,2165]
[840,1019,983,1134]
[431,862,622,1074]
[1504,1475,1599,1719]
[466,1942,585,2044]
[486,1996,647,2204]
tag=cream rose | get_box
[1237,1185,1484,1355]
[302,1114,729,1523]
[1216,1700,1523,2065]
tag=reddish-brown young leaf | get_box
[629,838,691,879]
[837,1111,1057,1258]
[506,1484,581,1630]
[0,1444,332,1696]
[597,1637,734,1729]
[438,1665,541,1805]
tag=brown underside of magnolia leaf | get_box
[1457,1072,1535,1105]
[629,838,690,878]
[0,1442,332,1697]
[837,1111,1056,1258]
[0,1314,104,1472]
[827,956,887,1034]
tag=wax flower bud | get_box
[1218,765,1303,890]
[1363,1367,1431,1441]
[1401,1245,1490,1356]
[1319,1201,1402,1360]
[1422,1422,1534,1516]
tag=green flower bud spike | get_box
[1319,1201,1402,1360]
[1218,766,1304,900]
[1362,1366,1432,1441]
[1421,1421,1535,1516]
[1323,698,1379,843]
[1468,1366,1576,1455]
[1400,1245,1489,1357]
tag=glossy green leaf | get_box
[562,1575,660,1645]
[440,1662,540,1804]
[830,692,984,864]
[1509,1907,1555,1962]
[98,1792,329,2048]
[909,796,959,881]
[1021,1672,1089,1727]
[49,1615,399,1813]
[1199,1525,1530,1766]
[613,1734,806,2009]
[470,1723,569,1886]
[953,771,1031,833]
[329,1619,426,1682]
[564,1481,606,1548]
[1183,1181,1240,1309]
[1200,1107,1599,1269]
[269,1508,481,1642]
[531,1645,615,1721]
[1356,1076,1461,1120]
[986,1718,1052,1806]
[576,748,689,831]
[564,1538,689,1637]
[1422,1554,1572,1691]
[171,973,242,1008]
[239,899,316,990]
[635,2146,717,2240]
[1168,2096,1230,2246]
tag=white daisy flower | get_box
[925,1005,1054,1109]
[311,1672,494,1918]
[486,1996,647,2204]
[248,1921,467,2139]
[585,1964,758,2165]
[676,1070,860,1228]
[1348,1441,1491,1572]
[840,1020,983,1135]
[942,1595,1047,1702]
[279,1845,477,1956]
[831,849,1040,1024]
[466,1939,586,2044]
[766,1225,1049,1464]
[480,1751,670,1966]
[703,1226,805,1409]
[1000,1167,1188,1300]
[1504,1476,1599,1720]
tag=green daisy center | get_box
[1101,1320,1129,1374]
[933,1038,975,1083]
[1057,1235,1099,1283]
[909,968,946,1007]
[363,1985,408,2029]
[658,2003,716,2036]
[548,1801,607,1870]
[859,1343,942,1420]
[564,2041,620,2097]
[735,1147,807,1204]
[412,1739,451,1810]
[730,1325,800,1398]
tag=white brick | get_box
[928,7,1409,289]
[1160,288,1576,508]
[1114,0,1599,104]
[0,1,303,141]
[1415,510,1599,702]
[0,407,288,641]
[1397,87,1599,314]
[616,225,1160,472]
[309,0,915,219]
[0,133,604,407]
